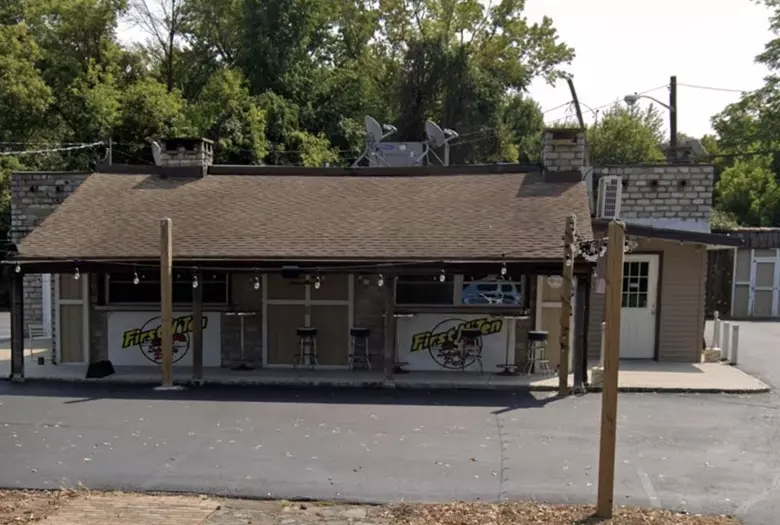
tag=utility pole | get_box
[160,218,173,388]
[558,214,576,396]
[596,220,626,518]
[669,75,678,160]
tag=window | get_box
[107,270,228,305]
[395,275,454,305]
[622,262,649,308]
[461,276,526,306]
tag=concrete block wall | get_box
[10,172,90,332]
[594,165,714,230]
[541,129,586,172]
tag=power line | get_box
[0,141,104,157]
[678,83,751,94]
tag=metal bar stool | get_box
[294,327,318,369]
[459,328,484,373]
[349,327,372,370]
[225,311,257,371]
[525,330,552,376]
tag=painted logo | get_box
[409,317,503,370]
[121,314,208,364]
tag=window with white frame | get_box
[394,274,527,307]
[106,270,229,305]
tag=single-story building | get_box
[5,130,743,385]
[6,134,600,382]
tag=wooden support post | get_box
[572,277,586,393]
[192,268,203,384]
[383,278,395,380]
[558,214,576,396]
[596,220,626,518]
[10,272,25,381]
[160,218,174,388]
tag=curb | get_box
[2,375,772,394]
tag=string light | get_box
[500,261,508,276]
[439,269,446,282]
[73,267,80,280]
[252,275,260,290]
[314,275,321,289]
[377,274,384,287]
[14,264,21,273]
[192,273,199,289]
[132,272,140,285]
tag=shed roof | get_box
[15,167,593,263]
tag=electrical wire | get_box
[678,83,751,94]
[0,141,104,157]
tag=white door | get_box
[620,254,659,359]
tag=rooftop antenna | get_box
[417,120,459,166]
[352,116,398,167]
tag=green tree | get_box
[187,68,268,164]
[715,156,780,226]
[587,104,666,165]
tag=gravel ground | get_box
[0,491,743,525]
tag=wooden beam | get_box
[192,268,203,384]
[383,278,395,380]
[558,214,576,396]
[160,218,173,388]
[596,220,626,518]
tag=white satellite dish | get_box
[365,116,384,145]
[425,120,446,147]
[417,120,459,166]
[352,115,399,167]
[151,141,162,166]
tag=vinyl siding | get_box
[587,238,706,363]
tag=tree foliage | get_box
[587,104,666,165]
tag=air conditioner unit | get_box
[597,176,622,219]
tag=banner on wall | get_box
[107,312,222,367]
[396,314,511,372]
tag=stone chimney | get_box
[154,137,214,169]
[541,128,586,175]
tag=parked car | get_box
[462,281,523,305]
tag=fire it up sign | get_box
[108,311,222,367]
[397,314,511,372]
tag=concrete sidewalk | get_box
[1,347,770,393]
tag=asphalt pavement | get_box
[0,321,778,525]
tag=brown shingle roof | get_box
[16,170,593,262]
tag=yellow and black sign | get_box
[410,317,503,353]
[121,314,208,350]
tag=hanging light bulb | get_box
[500,262,508,276]
[252,276,261,290]
[73,267,80,280]
[192,274,199,289]
[314,275,321,290]
[439,269,446,282]
[14,264,21,273]
[564,256,572,268]
[133,272,140,285]
[377,274,384,287]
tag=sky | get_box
[523,0,773,137]
[118,0,774,139]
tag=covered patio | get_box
[6,159,598,387]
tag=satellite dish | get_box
[425,120,446,147]
[151,141,162,166]
[364,116,384,145]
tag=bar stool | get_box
[349,327,372,370]
[294,327,318,369]
[458,328,484,373]
[525,330,552,376]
